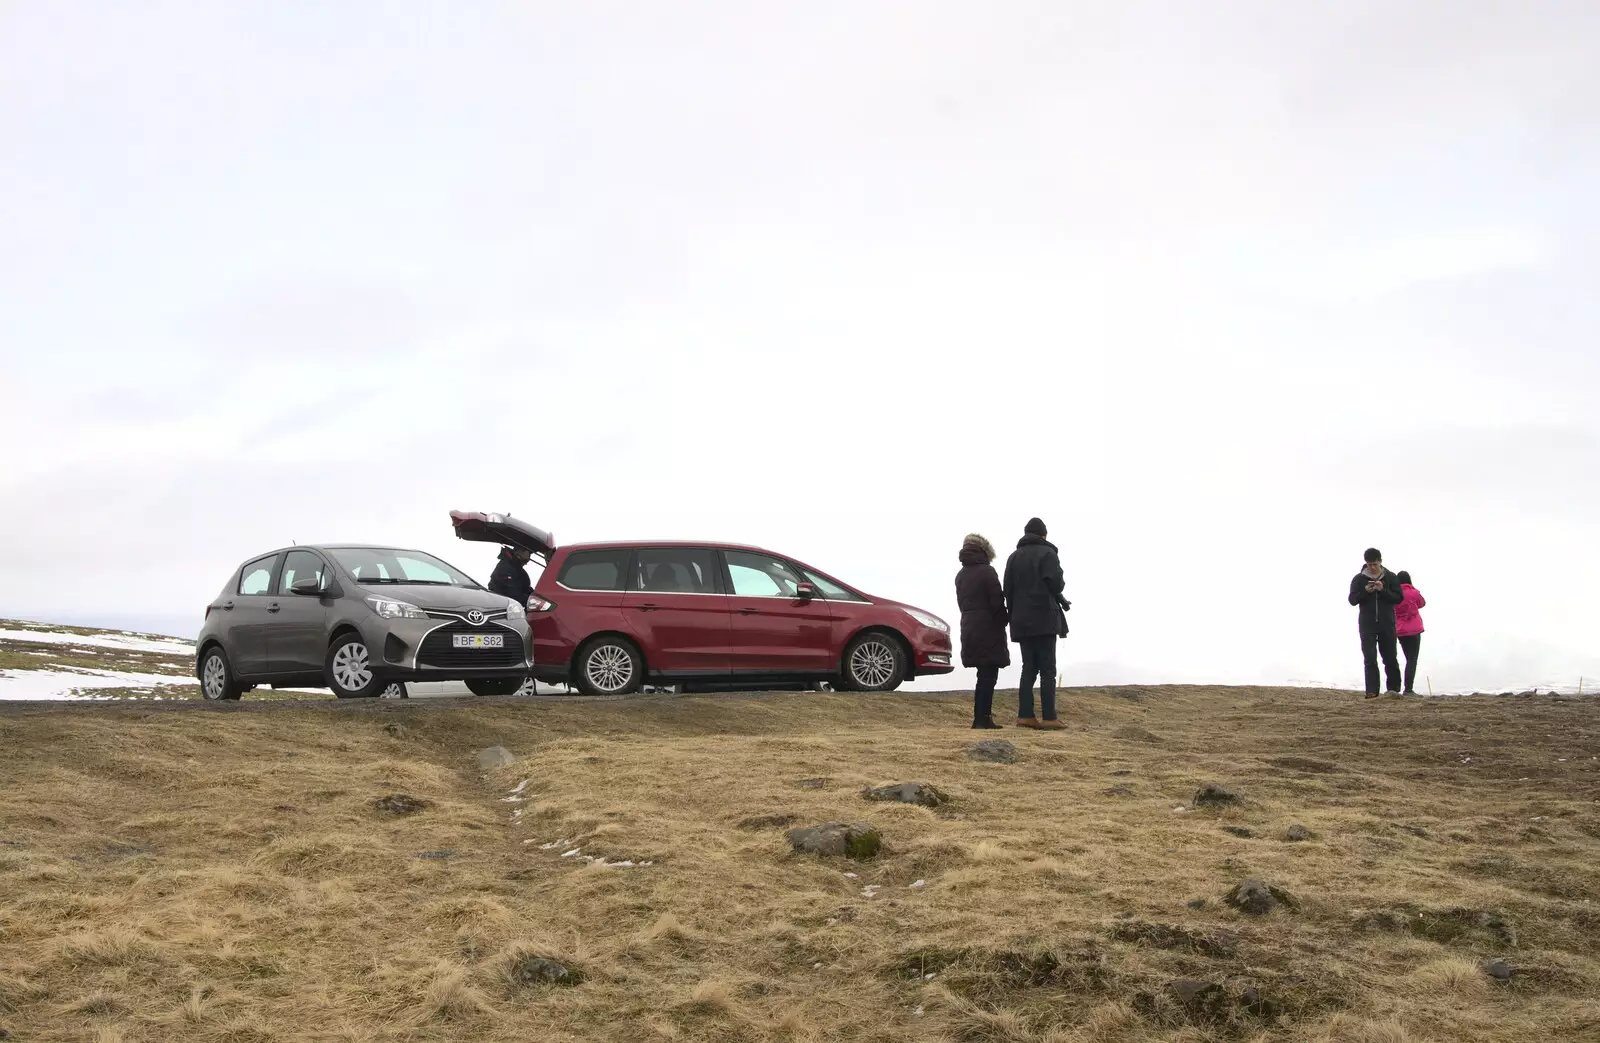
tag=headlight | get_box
[506,599,526,621]
[907,608,949,633]
[367,597,427,620]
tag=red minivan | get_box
[452,511,953,695]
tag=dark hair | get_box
[1364,548,1382,563]
[1396,571,1412,585]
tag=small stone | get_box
[787,821,883,860]
[967,739,1019,764]
[373,794,429,816]
[1223,826,1255,838]
[1401,824,1430,838]
[1187,898,1209,910]
[797,778,829,789]
[509,955,581,988]
[862,782,948,808]
[1103,784,1136,797]
[382,721,408,737]
[1285,824,1314,842]
[737,813,798,831]
[415,850,456,860]
[1194,783,1241,806]
[1225,878,1293,916]
[476,746,516,770]
[1483,959,1514,983]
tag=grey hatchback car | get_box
[195,544,531,699]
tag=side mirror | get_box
[795,582,817,601]
[290,577,324,596]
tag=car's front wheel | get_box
[326,634,384,698]
[840,632,907,692]
[574,637,644,696]
[465,676,525,697]
[378,681,408,699]
[199,647,244,701]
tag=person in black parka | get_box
[487,545,534,607]
[1003,517,1067,729]
[955,533,1009,729]
[1348,547,1404,698]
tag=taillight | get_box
[526,594,557,613]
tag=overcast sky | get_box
[2,1,1596,693]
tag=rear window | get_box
[558,549,630,591]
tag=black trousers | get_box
[1017,635,1058,720]
[1398,634,1421,693]
[972,666,999,723]
[1360,622,1402,695]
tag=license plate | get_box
[452,633,504,649]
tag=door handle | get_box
[637,603,659,612]
[222,601,235,611]
[738,607,759,615]
[267,603,281,613]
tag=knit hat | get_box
[1024,517,1047,537]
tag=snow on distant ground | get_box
[0,628,193,656]
[0,668,198,701]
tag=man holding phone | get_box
[1348,547,1405,699]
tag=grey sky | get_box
[2,1,1596,691]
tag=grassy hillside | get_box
[2,686,1598,1042]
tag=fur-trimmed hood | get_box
[960,533,996,564]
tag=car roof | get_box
[243,544,425,559]
[560,540,782,555]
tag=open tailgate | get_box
[450,511,556,560]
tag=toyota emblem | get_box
[466,610,485,625]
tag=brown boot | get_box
[1036,719,1066,730]
[1016,717,1041,728]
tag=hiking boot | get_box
[1364,692,1380,700]
[1016,717,1041,728]
[1036,719,1066,730]
[972,720,1004,730]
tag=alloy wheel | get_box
[332,641,373,692]
[849,640,897,688]
[201,654,228,700]
[585,645,634,694]
[515,677,537,697]
[378,682,406,699]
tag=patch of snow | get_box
[0,668,199,701]
[0,629,193,656]
[509,778,529,795]
[561,848,582,858]
[909,879,926,889]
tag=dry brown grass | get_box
[2,686,1599,1041]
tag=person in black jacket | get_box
[488,545,534,608]
[1003,517,1068,729]
[955,533,1009,730]
[1349,547,1404,699]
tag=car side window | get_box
[633,548,721,594]
[725,550,802,598]
[278,551,327,595]
[238,554,278,596]
[799,568,868,603]
[558,549,630,591]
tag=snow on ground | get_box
[0,668,200,701]
[0,628,193,656]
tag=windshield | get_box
[329,548,482,588]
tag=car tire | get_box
[465,676,525,697]
[377,681,408,699]
[841,632,907,692]
[199,647,244,701]
[326,634,384,698]
[573,637,644,696]
[514,676,537,697]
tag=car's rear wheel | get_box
[326,634,384,698]
[378,681,408,699]
[465,676,525,697]
[574,637,644,696]
[199,647,244,701]
[841,632,907,692]
[515,676,537,697]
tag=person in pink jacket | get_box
[1394,571,1426,695]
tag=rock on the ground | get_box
[967,739,1019,764]
[382,721,408,737]
[862,782,948,808]
[1223,826,1255,838]
[1169,979,1229,1017]
[373,794,429,815]
[1225,878,1294,916]
[476,746,516,770]
[1285,824,1314,842]
[509,955,581,987]
[1194,783,1241,806]
[787,821,883,860]
[1103,784,1136,797]
[738,813,798,831]
[1483,959,1514,983]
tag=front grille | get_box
[416,622,525,669]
